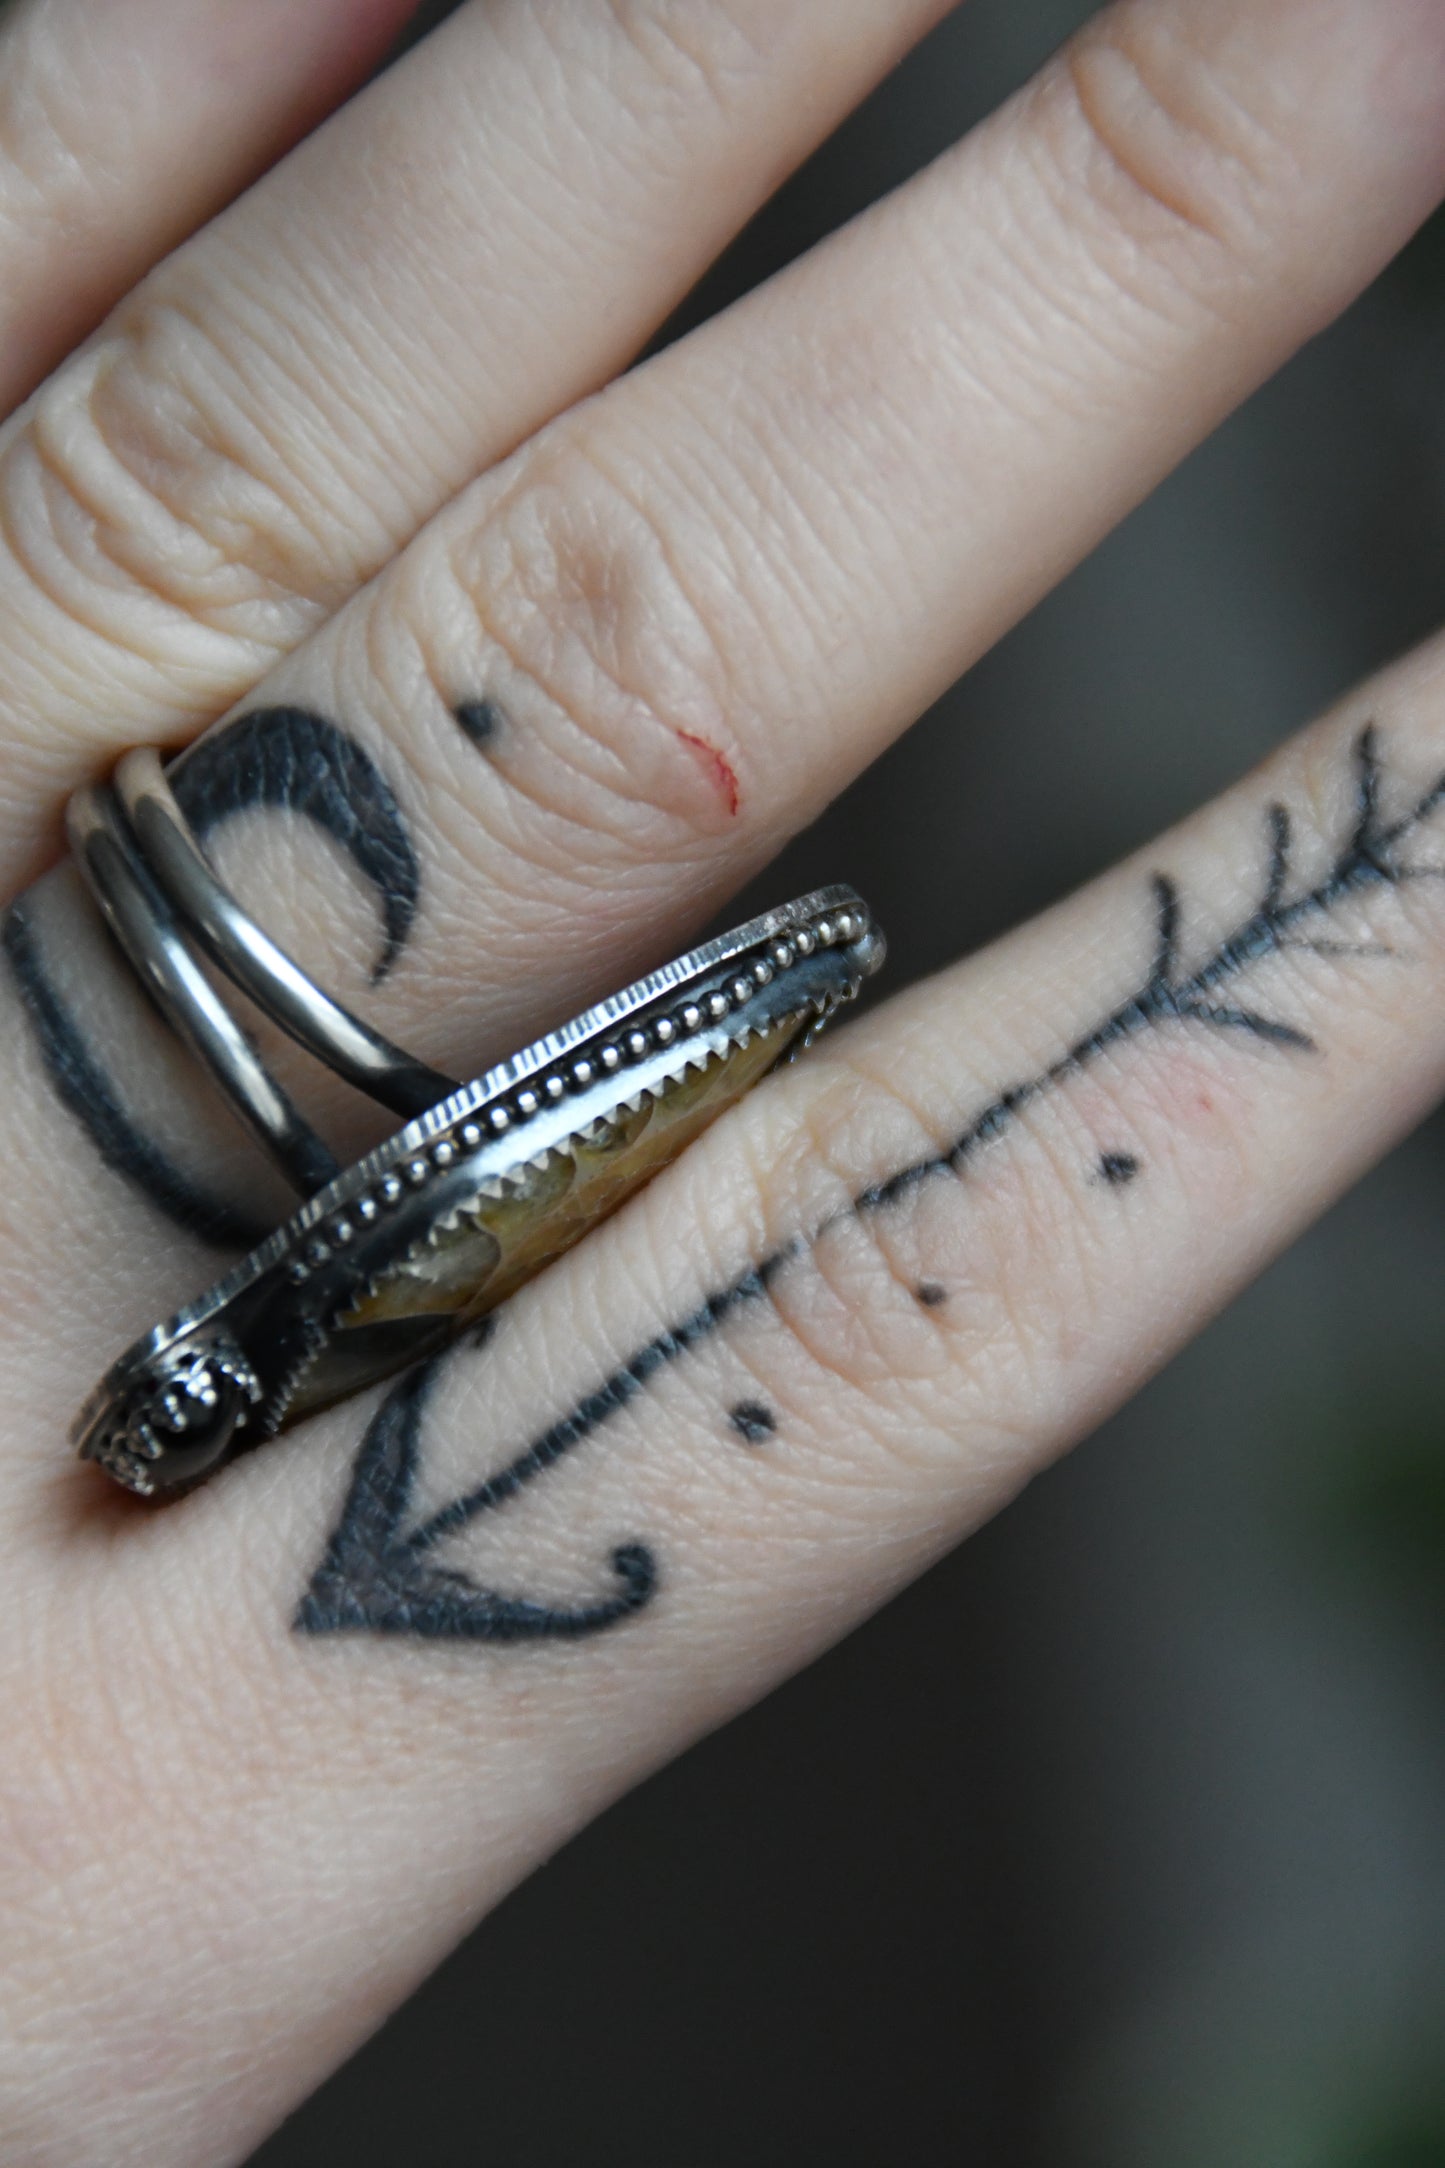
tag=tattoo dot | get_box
[1097,1151,1141,1188]
[914,1281,948,1308]
[454,698,504,749]
[729,1400,777,1446]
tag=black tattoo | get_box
[454,698,505,751]
[300,726,1445,1645]
[2,899,271,1250]
[170,707,418,981]
[914,1281,949,1308]
[5,709,420,1245]
[296,1353,656,1640]
[1097,1152,1141,1187]
[729,1400,777,1444]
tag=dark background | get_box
[254,4,1445,2162]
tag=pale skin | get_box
[1,0,1445,2157]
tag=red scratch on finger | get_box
[676,729,740,818]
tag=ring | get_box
[66,747,886,1495]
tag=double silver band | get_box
[67,746,885,1496]
[68,749,455,1197]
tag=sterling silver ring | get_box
[67,747,885,1495]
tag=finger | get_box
[0,0,955,885]
[49,0,1441,1176]
[0,0,418,413]
[9,636,1445,2158]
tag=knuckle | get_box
[0,6,110,215]
[0,44,79,210]
[1043,4,1295,288]
[599,0,772,121]
[0,290,328,691]
[716,1057,1078,1487]
[401,423,749,874]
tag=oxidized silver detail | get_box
[87,1335,262,1497]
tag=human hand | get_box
[3,2,1445,2159]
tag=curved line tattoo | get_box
[2,897,271,1251]
[298,726,1445,1644]
[296,1354,658,1640]
[170,707,419,982]
[5,708,422,1245]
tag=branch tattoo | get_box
[297,724,1445,1639]
[7,716,1442,1643]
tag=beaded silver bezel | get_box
[76,885,883,1494]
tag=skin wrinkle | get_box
[177,236,447,551]
[84,296,327,606]
[0,24,89,211]
[572,426,748,818]
[1009,135,1210,393]
[385,597,719,909]
[0,429,284,713]
[28,335,298,634]
[1063,19,1244,252]
[372,598,679,894]
[200,328,389,572]
[598,0,774,128]
[635,368,897,749]
[995,54,1255,404]
[774,1169,986,1402]
[297,723,1445,1640]
[458,438,744,840]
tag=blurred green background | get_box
[251,3,1445,2161]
